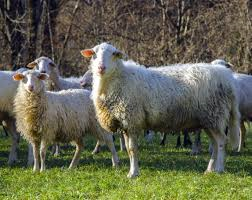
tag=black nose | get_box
[41,70,46,73]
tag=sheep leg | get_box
[40,141,48,172]
[27,143,34,166]
[92,140,102,154]
[5,119,19,165]
[54,143,60,157]
[103,134,119,167]
[212,131,226,172]
[32,142,40,172]
[205,131,217,173]
[160,133,167,146]
[127,134,139,178]
[123,134,131,162]
[176,133,181,148]
[119,134,126,151]
[238,121,246,152]
[191,130,202,155]
[183,130,192,148]
[69,140,84,169]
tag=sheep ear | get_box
[38,73,49,80]
[80,49,95,58]
[27,61,37,69]
[113,51,124,59]
[13,73,25,81]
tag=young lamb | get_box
[27,57,110,156]
[81,43,240,178]
[0,68,27,165]
[26,57,83,157]
[13,70,119,172]
[212,59,252,151]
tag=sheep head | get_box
[13,70,48,93]
[80,69,93,89]
[27,57,57,76]
[81,43,125,76]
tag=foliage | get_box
[0,0,252,75]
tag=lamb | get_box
[81,42,240,178]
[27,57,113,155]
[0,68,27,165]
[13,70,119,172]
[212,59,252,151]
[26,57,83,157]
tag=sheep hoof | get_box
[33,168,39,172]
[127,171,139,178]
[53,152,60,157]
[92,147,101,155]
[112,162,119,168]
[204,170,213,175]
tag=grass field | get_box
[1,128,252,200]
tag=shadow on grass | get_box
[1,136,252,177]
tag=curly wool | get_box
[92,60,240,148]
[14,84,107,145]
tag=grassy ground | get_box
[1,128,252,200]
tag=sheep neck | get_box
[47,69,61,91]
[93,60,123,98]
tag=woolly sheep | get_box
[27,57,83,157]
[13,70,119,172]
[81,43,240,178]
[212,59,252,151]
[28,57,115,155]
[0,68,27,165]
[27,57,82,91]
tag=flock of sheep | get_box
[1,42,252,178]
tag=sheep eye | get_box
[92,53,97,59]
[23,77,27,83]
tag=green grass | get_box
[1,128,252,200]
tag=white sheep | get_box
[27,57,113,155]
[13,70,119,172]
[0,68,27,165]
[27,56,82,91]
[26,57,83,157]
[212,59,252,151]
[81,43,240,178]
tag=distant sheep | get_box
[13,70,119,172]
[81,43,240,178]
[0,68,27,165]
[212,59,252,151]
[27,57,82,91]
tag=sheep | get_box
[0,68,28,165]
[27,57,113,156]
[81,43,240,178]
[212,59,252,151]
[80,69,93,90]
[13,70,119,172]
[27,56,82,91]
[26,57,83,157]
